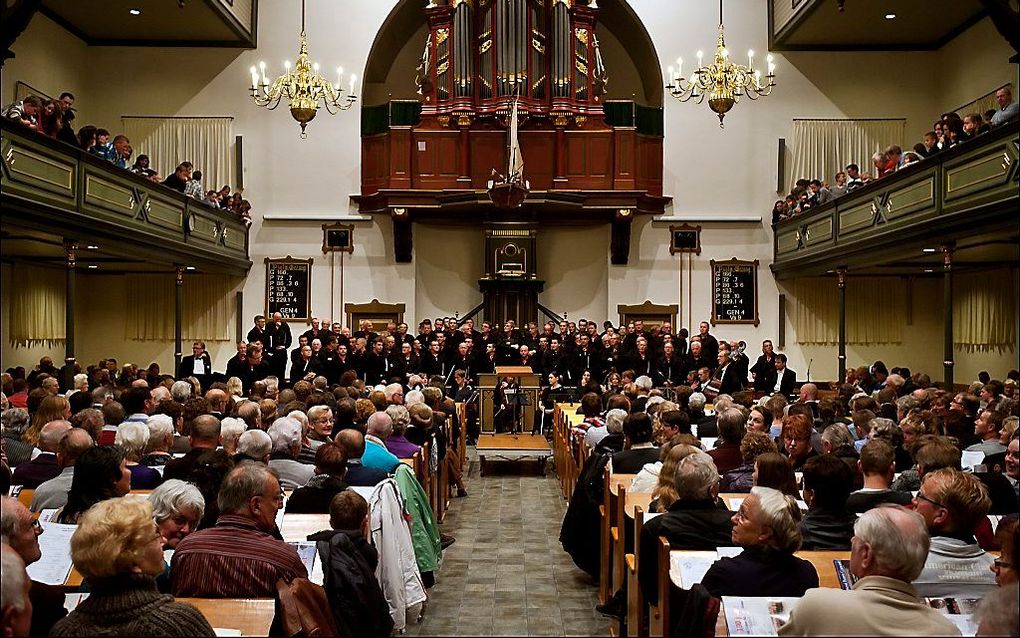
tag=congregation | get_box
[773,86,1019,223]
[1,92,252,226]
[0,312,1018,636]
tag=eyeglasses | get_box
[993,559,1014,570]
[914,492,947,509]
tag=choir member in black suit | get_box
[177,341,213,389]
[654,341,685,387]
[289,345,320,385]
[246,315,268,347]
[224,341,248,380]
[750,340,779,392]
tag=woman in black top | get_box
[701,486,819,598]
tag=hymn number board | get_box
[265,257,312,322]
[711,258,760,326]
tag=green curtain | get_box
[390,101,422,127]
[603,101,634,128]
[361,104,389,136]
[635,105,664,137]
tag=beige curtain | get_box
[788,119,905,187]
[954,270,1017,353]
[124,274,237,342]
[9,266,65,346]
[121,116,234,192]
[793,277,905,345]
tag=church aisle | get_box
[407,454,609,636]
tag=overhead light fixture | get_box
[885,13,896,19]
[921,247,937,253]
[129,9,141,15]
[248,0,356,137]
[185,266,196,271]
[86,244,99,250]
[923,268,935,273]
[87,264,99,269]
[666,0,776,127]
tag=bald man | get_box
[362,412,399,473]
[1,496,68,636]
[29,428,94,512]
[12,421,71,488]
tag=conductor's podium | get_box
[478,366,540,434]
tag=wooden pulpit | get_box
[478,366,541,434]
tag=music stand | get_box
[505,385,531,437]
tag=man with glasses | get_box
[0,496,68,636]
[911,468,997,597]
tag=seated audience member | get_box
[989,86,1019,127]
[163,415,221,481]
[56,446,132,524]
[594,408,627,454]
[115,422,163,490]
[363,411,400,473]
[648,443,704,511]
[975,583,1020,637]
[171,463,307,597]
[745,405,770,434]
[140,414,175,466]
[162,163,191,193]
[867,417,913,472]
[219,417,247,457]
[799,454,856,550]
[308,491,394,638]
[611,413,660,473]
[0,545,32,638]
[2,408,33,468]
[702,486,819,597]
[846,440,913,513]
[1006,434,1018,495]
[912,468,997,597]
[286,443,349,514]
[383,405,420,458]
[1,496,68,636]
[305,405,333,450]
[235,429,272,464]
[149,479,205,549]
[29,428,93,512]
[780,413,817,470]
[891,434,961,493]
[267,417,315,490]
[753,451,800,496]
[778,506,959,636]
[721,431,778,493]
[991,518,1017,587]
[639,453,733,603]
[50,497,215,637]
[334,429,389,487]
[12,420,71,488]
[968,409,1007,456]
[708,408,746,474]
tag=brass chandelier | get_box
[666,0,776,127]
[248,0,356,137]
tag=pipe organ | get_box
[418,0,608,120]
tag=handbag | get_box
[273,577,340,637]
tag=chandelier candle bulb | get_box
[668,65,675,84]
[678,57,683,77]
[350,74,357,95]
[250,66,258,89]
[748,49,754,66]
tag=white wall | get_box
[4,5,1016,384]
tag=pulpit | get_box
[478,366,540,434]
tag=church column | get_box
[175,266,184,372]
[836,267,847,381]
[62,240,77,391]
[941,242,956,389]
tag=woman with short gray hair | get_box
[267,417,314,489]
[141,414,175,467]
[1,408,33,467]
[701,486,819,597]
[149,479,205,549]
[115,422,162,489]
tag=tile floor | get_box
[405,454,610,637]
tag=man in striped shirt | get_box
[170,463,307,597]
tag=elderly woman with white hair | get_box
[141,414,176,467]
[701,486,819,597]
[115,421,163,489]
[149,479,205,549]
[236,429,272,464]
[219,417,247,457]
[267,417,315,489]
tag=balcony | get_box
[1,119,251,276]
[772,121,1019,279]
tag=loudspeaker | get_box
[322,223,354,253]
[777,138,786,194]
[778,293,786,348]
[235,135,243,189]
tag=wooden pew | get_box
[178,598,275,636]
[16,489,34,508]
[626,505,650,637]
[600,472,637,605]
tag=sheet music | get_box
[26,521,76,586]
[63,593,89,613]
[960,450,985,470]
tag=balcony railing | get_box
[1,119,251,276]
[772,121,1018,279]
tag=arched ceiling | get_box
[363,0,663,106]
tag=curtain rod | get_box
[793,117,905,121]
[121,115,234,120]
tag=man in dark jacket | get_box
[799,454,857,550]
[309,490,393,638]
[177,340,213,389]
[639,453,733,604]
[286,444,349,514]
[334,430,389,487]
[610,413,660,473]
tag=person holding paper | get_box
[0,496,68,636]
[778,506,960,636]
[49,497,215,637]
[701,486,818,598]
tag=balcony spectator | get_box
[35,99,63,138]
[830,171,848,197]
[77,125,97,151]
[111,135,131,169]
[845,163,865,191]
[55,92,78,146]
[162,162,192,193]
[2,95,41,128]
[808,179,834,205]
[184,170,204,199]
[87,128,114,159]
[990,87,1018,127]
[962,112,988,139]
[921,130,939,156]
[944,118,964,148]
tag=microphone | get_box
[807,358,813,383]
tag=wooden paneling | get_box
[519,130,555,190]
[563,130,612,189]
[361,133,389,194]
[469,131,506,188]
[613,128,636,190]
[390,128,412,189]
[635,134,663,197]
[413,130,461,188]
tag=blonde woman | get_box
[50,497,215,636]
[649,443,707,512]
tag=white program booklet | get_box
[722,596,801,636]
[668,551,718,588]
[26,521,77,586]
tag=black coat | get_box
[610,446,661,474]
[176,354,213,383]
[750,353,778,391]
[799,508,856,550]
[701,547,819,598]
[343,463,388,487]
[310,529,394,638]
[286,476,349,514]
[11,453,60,489]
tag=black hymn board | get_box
[711,258,759,326]
[265,257,312,322]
